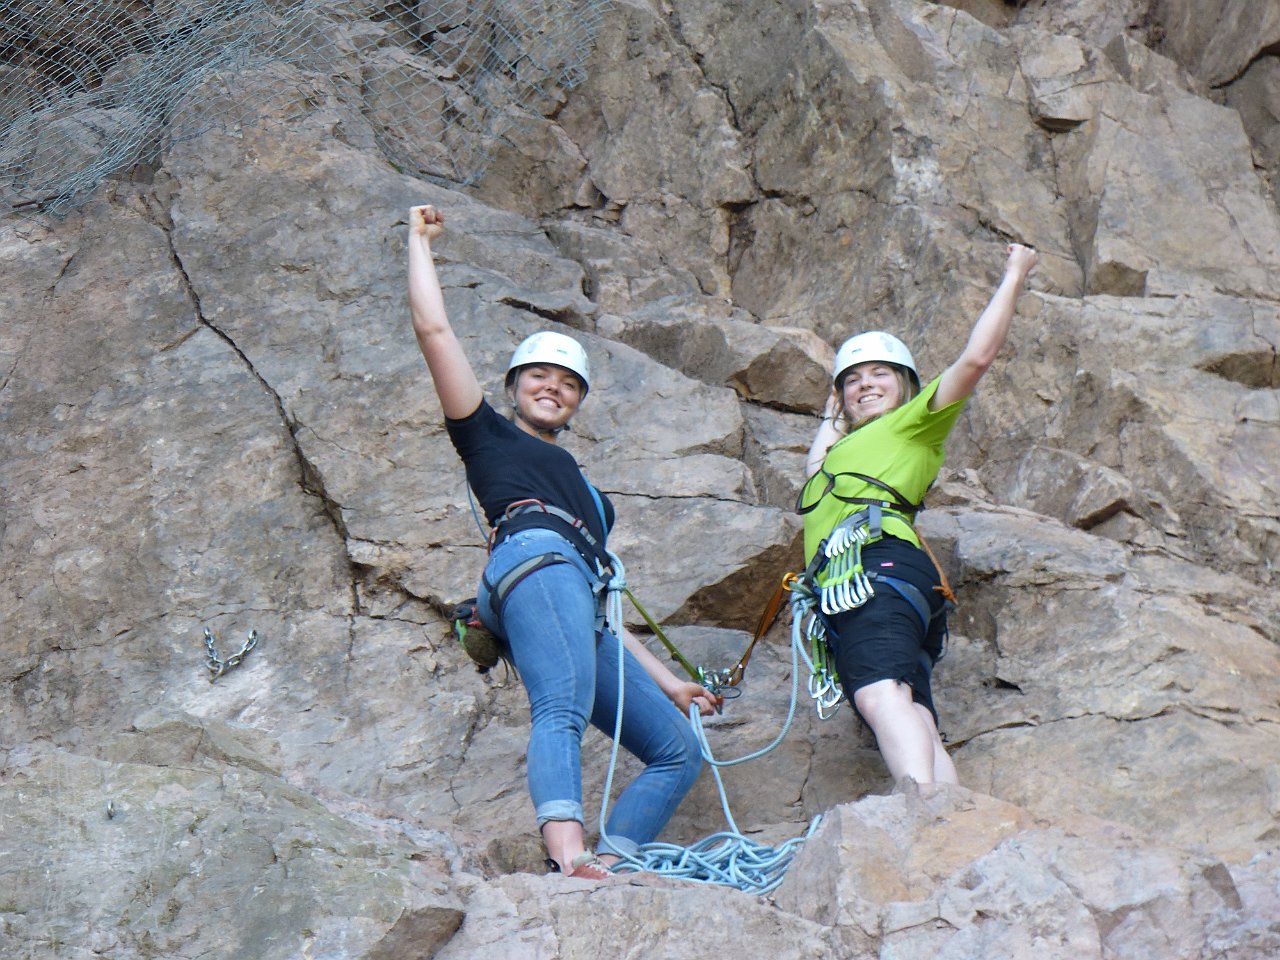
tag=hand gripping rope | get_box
[597,563,820,895]
[623,587,739,708]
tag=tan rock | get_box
[1016,30,1119,131]
[1226,56,1280,183]
[1149,0,1280,88]
[597,297,834,411]
[1,747,464,960]
[774,786,1271,960]
[3,0,1280,954]
[556,0,755,298]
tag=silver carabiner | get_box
[816,683,843,719]
[808,672,827,700]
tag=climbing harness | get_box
[491,498,614,578]
[787,566,943,718]
[447,495,617,675]
[202,626,258,682]
[795,470,924,615]
[486,498,618,637]
[792,471,957,718]
[796,468,923,520]
[482,493,780,703]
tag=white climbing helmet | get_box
[505,331,591,397]
[833,331,919,390]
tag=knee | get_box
[853,678,913,725]
[662,720,704,791]
[680,727,704,782]
[675,749,703,795]
[528,692,591,734]
[913,702,941,734]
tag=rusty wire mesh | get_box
[0,0,610,215]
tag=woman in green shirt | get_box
[799,243,1038,786]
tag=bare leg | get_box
[915,702,958,785]
[541,821,619,873]
[853,679,939,784]
[541,820,588,873]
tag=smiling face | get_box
[510,363,584,439]
[840,361,905,427]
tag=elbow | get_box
[970,355,996,378]
[409,305,443,340]
[960,352,996,380]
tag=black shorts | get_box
[827,536,946,722]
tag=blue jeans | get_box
[477,529,703,858]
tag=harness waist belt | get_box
[491,500,613,576]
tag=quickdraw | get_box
[623,587,740,707]
[815,505,882,616]
[622,570,799,707]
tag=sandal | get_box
[565,852,613,881]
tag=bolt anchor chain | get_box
[203,627,259,682]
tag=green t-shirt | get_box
[799,375,966,562]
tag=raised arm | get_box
[408,205,484,420]
[804,387,847,479]
[932,243,1039,411]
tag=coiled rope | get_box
[597,557,819,895]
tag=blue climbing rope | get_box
[596,562,819,895]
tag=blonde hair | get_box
[890,364,919,407]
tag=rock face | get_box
[2,0,1279,957]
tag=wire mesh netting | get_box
[0,0,610,216]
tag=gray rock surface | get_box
[3,0,1279,956]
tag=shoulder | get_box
[893,374,966,444]
[897,375,964,425]
[446,396,494,425]
[446,398,509,435]
[444,399,520,454]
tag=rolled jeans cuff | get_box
[596,833,640,860]
[535,800,584,828]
